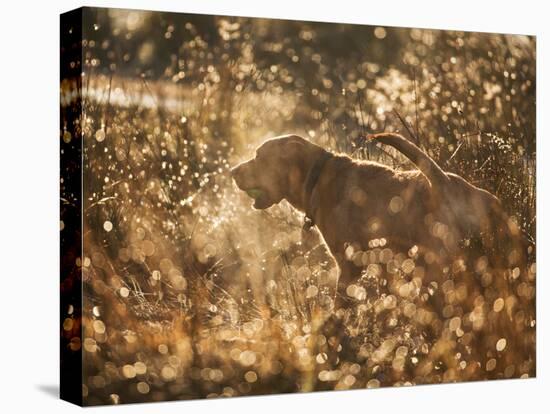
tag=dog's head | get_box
[231,135,318,209]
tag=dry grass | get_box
[60,10,536,405]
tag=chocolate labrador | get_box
[231,133,525,308]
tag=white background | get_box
[0,0,547,412]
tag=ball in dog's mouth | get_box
[245,188,264,200]
[244,187,272,209]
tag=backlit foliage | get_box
[60,8,535,405]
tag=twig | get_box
[393,109,419,144]
[356,91,367,137]
[446,140,465,165]
[85,196,118,211]
[474,157,491,172]
[412,67,421,144]
[141,76,159,108]
[103,72,113,134]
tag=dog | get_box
[231,133,525,308]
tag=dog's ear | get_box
[259,135,306,157]
[284,141,306,153]
[279,135,309,159]
[282,134,307,147]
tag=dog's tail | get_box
[368,133,450,192]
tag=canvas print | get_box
[60,7,536,406]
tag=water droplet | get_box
[374,27,387,39]
[95,128,106,142]
[239,350,257,366]
[63,130,72,143]
[306,285,318,298]
[161,365,176,381]
[137,381,150,394]
[486,358,497,371]
[367,378,380,388]
[122,364,136,378]
[134,361,147,375]
[244,371,258,383]
[63,318,73,331]
[83,338,97,353]
[493,298,505,312]
[103,221,113,232]
[496,338,507,352]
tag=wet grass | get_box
[60,10,535,405]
